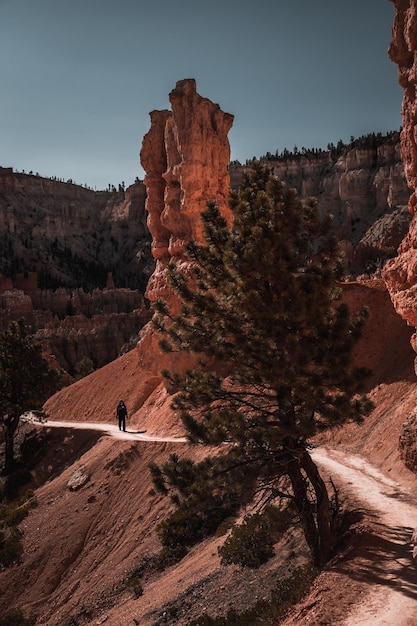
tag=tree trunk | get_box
[300,449,335,566]
[3,414,19,475]
[286,456,321,565]
[286,445,335,567]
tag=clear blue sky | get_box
[0,0,402,190]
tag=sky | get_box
[0,0,403,191]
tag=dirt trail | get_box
[23,417,417,624]
[22,416,187,443]
[312,448,417,626]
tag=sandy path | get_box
[23,417,417,624]
[22,416,187,443]
[312,448,417,626]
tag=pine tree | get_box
[0,320,62,474]
[153,163,373,567]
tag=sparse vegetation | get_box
[189,564,318,625]
[0,319,63,473]
[153,163,373,567]
[0,488,37,568]
[74,356,95,380]
[258,130,401,163]
[218,513,275,568]
[218,506,294,568]
[150,453,253,566]
[0,528,24,568]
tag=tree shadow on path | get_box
[334,511,417,602]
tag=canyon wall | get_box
[232,133,411,275]
[0,173,154,375]
[383,0,417,363]
[379,0,417,474]
[0,80,412,379]
[0,278,150,374]
[0,170,154,291]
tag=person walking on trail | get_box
[116,400,128,432]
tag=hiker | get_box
[116,400,128,432]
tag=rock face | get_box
[140,78,234,307]
[231,132,411,275]
[0,169,154,291]
[399,409,417,474]
[137,79,234,376]
[381,1,417,474]
[383,1,417,359]
[0,278,151,374]
[0,171,155,375]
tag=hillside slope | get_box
[2,279,417,625]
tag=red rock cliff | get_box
[383,0,417,365]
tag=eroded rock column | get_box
[140,78,233,307]
[137,78,234,375]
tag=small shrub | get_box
[218,513,274,568]
[126,576,143,598]
[125,552,170,594]
[74,357,95,380]
[270,564,318,613]
[156,497,231,565]
[0,490,37,527]
[125,559,151,597]
[218,506,294,569]
[0,488,37,568]
[20,429,50,469]
[215,516,236,537]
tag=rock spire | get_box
[137,79,233,375]
[140,78,234,307]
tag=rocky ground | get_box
[2,278,417,625]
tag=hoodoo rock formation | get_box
[136,78,234,376]
[140,78,234,307]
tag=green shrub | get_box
[215,516,236,537]
[0,490,37,527]
[0,488,37,568]
[20,429,50,469]
[218,505,294,569]
[74,356,95,380]
[156,496,233,565]
[126,575,143,598]
[125,552,171,594]
[218,513,274,568]
[125,558,153,597]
